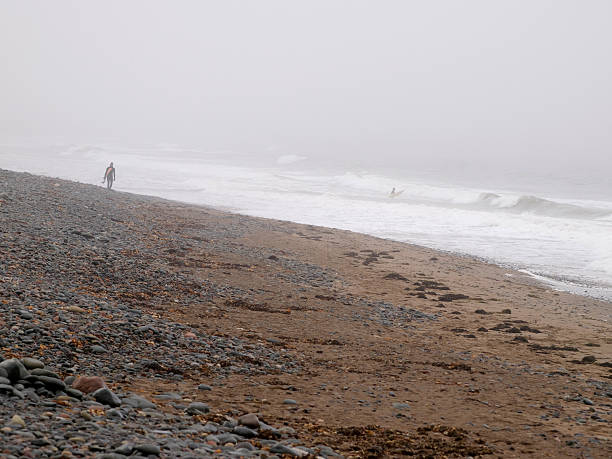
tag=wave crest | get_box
[476,193,611,219]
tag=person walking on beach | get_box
[103,162,116,190]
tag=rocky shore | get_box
[1,169,610,458]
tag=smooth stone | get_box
[106,408,124,419]
[236,442,256,451]
[0,384,25,398]
[92,388,121,407]
[90,345,107,354]
[215,433,238,444]
[197,384,212,391]
[64,376,76,386]
[392,403,410,410]
[202,423,218,433]
[8,415,26,428]
[21,358,44,370]
[185,402,210,415]
[278,426,296,436]
[238,413,260,429]
[0,359,29,382]
[152,393,182,401]
[72,376,105,394]
[282,399,298,405]
[65,388,83,399]
[205,434,219,444]
[30,369,60,378]
[270,444,308,457]
[66,306,86,313]
[0,377,10,385]
[122,395,157,409]
[19,310,33,320]
[114,443,133,455]
[316,445,339,456]
[224,417,238,428]
[231,448,256,457]
[259,422,281,438]
[233,426,257,438]
[134,444,160,456]
[36,376,66,392]
[0,367,7,378]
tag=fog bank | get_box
[1,1,611,173]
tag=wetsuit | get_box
[104,166,116,189]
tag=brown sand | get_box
[122,202,612,458]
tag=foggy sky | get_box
[1,0,611,169]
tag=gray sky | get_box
[1,0,611,169]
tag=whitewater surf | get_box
[2,143,611,301]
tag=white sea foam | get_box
[276,154,307,165]
[2,143,611,301]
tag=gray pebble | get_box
[90,345,107,354]
[92,387,122,407]
[233,426,258,438]
[122,394,157,409]
[185,401,210,415]
[21,357,44,370]
[134,444,161,456]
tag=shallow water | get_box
[2,143,611,301]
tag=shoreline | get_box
[1,168,611,458]
[112,179,612,304]
[153,201,612,305]
[5,160,611,303]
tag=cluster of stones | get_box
[0,170,343,457]
[0,356,343,458]
[0,170,300,387]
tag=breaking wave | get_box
[474,193,611,220]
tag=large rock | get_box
[185,402,210,415]
[30,368,60,378]
[238,413,260,429]
[65,388,84,399]
[122,394,157,409]
[92,387,122,407]
[21,358,44,370]
[0,359,29,383]
[34,375,66,392]
[72,376,105,394]
[233,426,257,438]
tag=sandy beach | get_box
[1,168,610,458]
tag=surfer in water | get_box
[389,187,404,198]
[103,162,116,190]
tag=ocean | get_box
[2,143,611,302]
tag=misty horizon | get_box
[1,0,611,173]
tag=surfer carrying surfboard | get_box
[103,162,116,190]
[389,187,404,198]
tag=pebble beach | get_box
[1,168,611,458]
